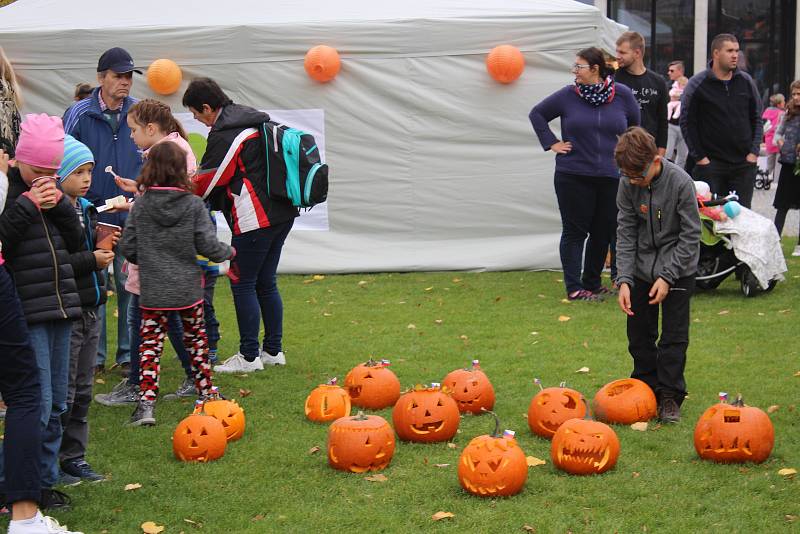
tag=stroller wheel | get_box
[740,266,763,297]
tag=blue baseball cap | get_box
[97,47,142,74]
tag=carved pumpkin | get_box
[458,411,528,497]
[392,384,460,443]
[694,395,774,464]
[442,360,496,414]
[344,359,401,409]
[528,385,588,439]
[551,418,620,475]
[592,378,657,424]
[172,412,227,462]
[327,412,395,473]
[305,380,351,423]
[203,399,246,442]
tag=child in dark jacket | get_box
[0,114,83,510]
[119,141,234,426]
[57,136,112,483]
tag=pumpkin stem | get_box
[559,381,566,388]
[733,393,745,407]
[534,378,543,391]
[480,407,502,437]
[353,410,368,420]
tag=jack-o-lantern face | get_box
[203,399,247,442]
[458,435,528,497]
[551,418,619,475]
[305,384,351,422]
[344,361,401,409]
[442,366,496,414]
[172,414,227,462]
[592,378,657,424]
[528,387,588,439]
[327,413,396,473]
[694,398,774,464]
[392,387,460,443]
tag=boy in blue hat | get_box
[57,136,114,483]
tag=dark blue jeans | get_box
[126,294,191,386]
[0,265,42,504]
[203,272,219,351]
[97,252,131,366]
[553,172,619,294]
[230,221,294,359]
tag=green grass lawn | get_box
[2,242,799,533]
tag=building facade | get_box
[581,0,797,101]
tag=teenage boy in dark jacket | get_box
[57,136,111,484]
[680,33,763,208]
[614,127,701,424]
[0,114,82,510]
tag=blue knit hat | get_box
[57,135,94,183]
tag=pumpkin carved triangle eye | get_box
[411,401,418,408]
[488,458,502,472]
[364,372,373,379]
[200,428,208,436]
[437,399,444,407]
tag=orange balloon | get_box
[304,45,341,83]
[147,59,183,95]
[486,45,525,84]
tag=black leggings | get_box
[774,209,800,243]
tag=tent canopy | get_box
[0,0,625,273]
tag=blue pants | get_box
[0,265,42,504]
[230,221,293,358]
[97,252,131,367]
[126,294,192,386]
[553,172,618,294]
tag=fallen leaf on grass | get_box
[358,280,368,287]
[424,287,434,292]
[302,279,315,284]
[779,309,791,314]
[239,388,252,398]
[794,371,800,377]
[786,515,799,523]
[631,422,648,432]
[434,319,443,325]
[758,312,765,316]
[434,463,450,468]
[558,315,571,322]
[141,522,164,534]
[522,525,537,532]
[308,446,321,455]
[575,366,590,373]
[767,405,780,414]
[322,312,332,317]
[432,511,455,521]
[365,474,388,482]
[718,310,730,315]
[124,483,142,491]
[778,468,797,478]
[526,456,546,467]
[582,341,589,349]
[312,275,325,281]
[95,378,105,384]
[184,518,202,527]
[632,472,641,478]
[452,278,462,283]
[252,514,265,522]
[447,443,457,449]
[459,335,469,340]
[407,324,417,330]
[560,299,570,304]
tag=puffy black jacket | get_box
[67,197,107,309]
[0,167,82,323]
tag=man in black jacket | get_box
[680,33,763,208]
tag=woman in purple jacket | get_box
[530,47,640,301]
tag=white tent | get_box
[0,0,625,273]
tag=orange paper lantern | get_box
[147,59,183,95]
[486,45,525,84]
[304,45,341,83]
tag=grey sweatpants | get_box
[59,308,101,463]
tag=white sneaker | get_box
[792,245,800,257]
[8,511,84,533]
[260,350,286,366]
[213,353,264,373]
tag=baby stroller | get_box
[695,194,784,297]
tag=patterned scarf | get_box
[575,76,616,106]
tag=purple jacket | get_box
[529,84,640,177]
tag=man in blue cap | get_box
[63,47,143,383]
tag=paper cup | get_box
[96,222,122,250]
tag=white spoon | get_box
[105,165,121,180]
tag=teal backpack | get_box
[261,121,329,208]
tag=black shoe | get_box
[40,488,72,511]
[127,399,156,426]
[61,458,106,482]
[659,397,681,423]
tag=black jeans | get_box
[0,264,42,504]
[693,160,757,209]
[627,275,695,403]
[553,172,618,293]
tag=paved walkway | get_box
[751,163,799,238]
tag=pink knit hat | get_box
[14,114,65,170]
